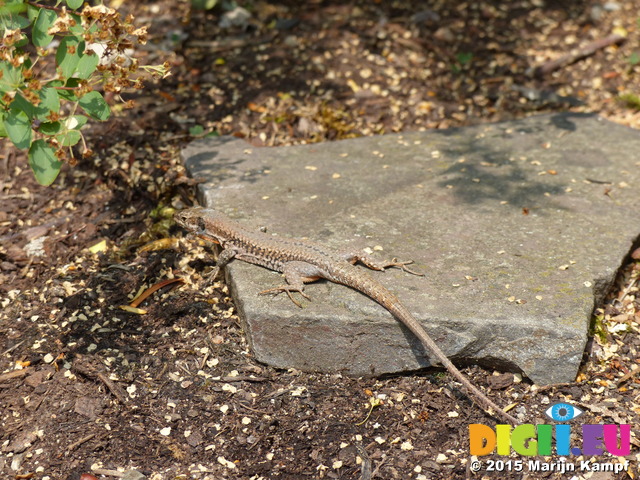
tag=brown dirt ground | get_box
[2,1,640,479]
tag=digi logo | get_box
[469,402,630,457]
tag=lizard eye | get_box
[196,217,206,232]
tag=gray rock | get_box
[410,10,441,25]
[182,113,640,384]
[219,6,251,30]
[121,469,147,480]
[590,5,604,22]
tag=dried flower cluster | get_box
[0,1,170,185]
[49,5,167,94]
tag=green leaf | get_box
[29,139,62,186]
[57,78,80,101]
[2,15,31,28]
[56,37,100,79]
[4,108,32,149]
[191,0,218,10]
[27,3,39,23]
[36,87,60,120]
[9,88,60,124]
[3,0,28,7]
[56,36,81,78]
[189,125,205,136]
[39,121,61,135]
[32,7,57,47]
[76,48,99,79]
[56,129,81,146]
[2,0,28,10]
[0,62,24,97]
[42,115,88,134]
[66,0,84,9]
[68,13,85,35]
[78,91,110,121]
[0,2,31,29]
[66,114,88,129]
[9,93,37,120]
[14,32,29,48]
[0,111,7,137]
[456,52,473,65]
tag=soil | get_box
[1,1,640,479]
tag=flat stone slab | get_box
[182,113,640,384]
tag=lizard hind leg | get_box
[383,258,424,276]
[258,261,321,307]
[259,285,309,307]
[343,252,425,276]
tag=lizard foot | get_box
[385,258,424,277]
[203,266,222,286]
[259,285,311,308]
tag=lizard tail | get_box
[353,274,519,425]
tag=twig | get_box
[616,274,639,305]
[1,339,26,356]
[531,34,626,77]
[91,468,125,478]
[211,375,267,383]
[0,368,31,383]
[66,433,96,454]
[617,364,640,386]
[370,457,386,479]
[234,402,269,415]
[26,1,65,12]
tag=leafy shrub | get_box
[0,0,169,185]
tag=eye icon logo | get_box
[545,402,584,422]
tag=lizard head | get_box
[174,207,206,233]
[174,207,233,244]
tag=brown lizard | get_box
[175,207,518,425]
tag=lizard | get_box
[175,206,518,425]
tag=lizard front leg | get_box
[259,261,322,307]
[203,247,237,284]
[342,252,424,276]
